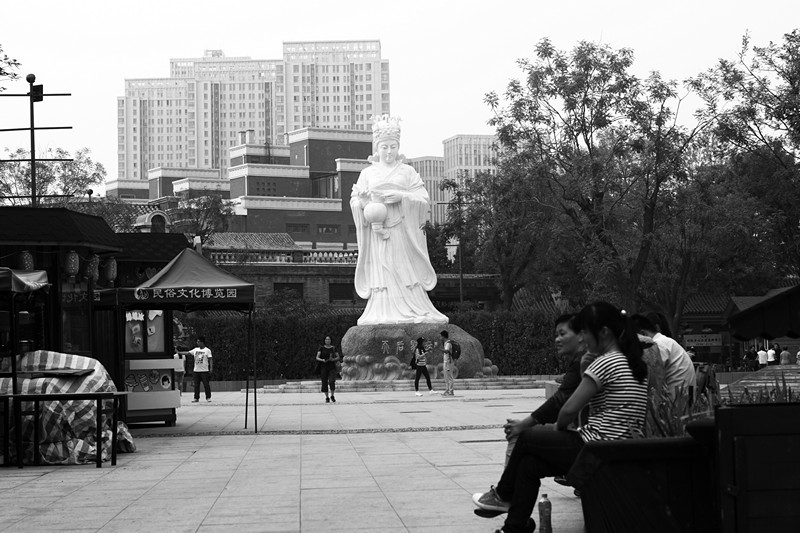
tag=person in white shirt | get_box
[757,347,768,368]
[632,314,695,398]
[177,336,213,403]
[767,345,777,366]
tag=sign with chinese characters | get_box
[132,287,238,301]
[683,333,722,347]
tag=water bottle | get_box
[538,493,552,533]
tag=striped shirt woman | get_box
[579,351,649,441]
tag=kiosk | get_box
[96,248,257,427]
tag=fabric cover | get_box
[0,350,134,465]
[0,267,49,293]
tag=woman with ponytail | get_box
[472,301,649,533]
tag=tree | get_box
[69,195,141,232]
[691,30,800,277]
[691,30,800,158]
[458,155,554,309]
[638,154,781,334]
[170,192,234,243]
[422,221,452,273]
[485,38,707,308]
[0,147,105,206]
[0,44,20,92]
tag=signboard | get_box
[683,333,722,347]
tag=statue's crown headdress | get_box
[372,114,401,144]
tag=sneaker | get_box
[326,397,330,403]
[191,399,199,403]
[554,475,570,486]
[207,398,212,402]
[494,518,535,533]
[331,396,336,403]
[415,392,423,396]
[472,485,510,513]
[429,390,437,395]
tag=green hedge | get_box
[180,308,560,380]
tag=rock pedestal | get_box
[340,323,497,380]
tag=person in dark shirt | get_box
[502,314,585,465]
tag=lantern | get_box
[65,250,80,278]
[103,257,118,284]
[19,250,34,271]
[86,254,100,282]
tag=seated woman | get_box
[472,301,649,533]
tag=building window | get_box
[329,283,356,303]
[317,225,340,235]
[273,282,303,299]
[286,223,309,233]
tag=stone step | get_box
[257,376,552,393]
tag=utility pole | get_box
[0,73,72,206]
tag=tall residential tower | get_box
[111,42,390,198]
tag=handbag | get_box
[410,353,418,369]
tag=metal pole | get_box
[458,241,464,305]
[27,74,36,207]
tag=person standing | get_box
[413,337,436,396]
[177,336,213,403]
[440,330,455,396]
[316,335,340,403]
[757,346,768,369]
[780,346,791,365]
[767,344,777,366]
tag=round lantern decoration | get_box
[19,250,34,271]
[65,250,80,278]
[86,254,100,282]
[103,257,118,284]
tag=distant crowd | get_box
[745,344,800,369]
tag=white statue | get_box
[350,115,448,326]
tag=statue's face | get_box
[377,139,399,165]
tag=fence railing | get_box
[209,250,358,265]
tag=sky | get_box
[1,0,798,194]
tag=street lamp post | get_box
[0,73,72,206]
[27,74,38,207]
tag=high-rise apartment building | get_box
[407,156,450,225]
[442,134,497,182]
[111,42,390,197]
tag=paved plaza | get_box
[0,387,585,532]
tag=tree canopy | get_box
[467,31,799,322]
[0,44,20,92]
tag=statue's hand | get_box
[381,191,404,203]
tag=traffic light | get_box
[31,85,43,102]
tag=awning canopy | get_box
[728,285,800,340]
[0,267,50,294]
[95,248,254,312]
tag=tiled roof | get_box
[0,207,123,252]
[729,296,767,313]
[67,202,158,232]
[683,294,730,314]
[204,232,302,251]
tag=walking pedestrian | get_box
[316,335,340,403]
[441,330,455,396]
[413,337,436,396]
[177,336,213,403]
